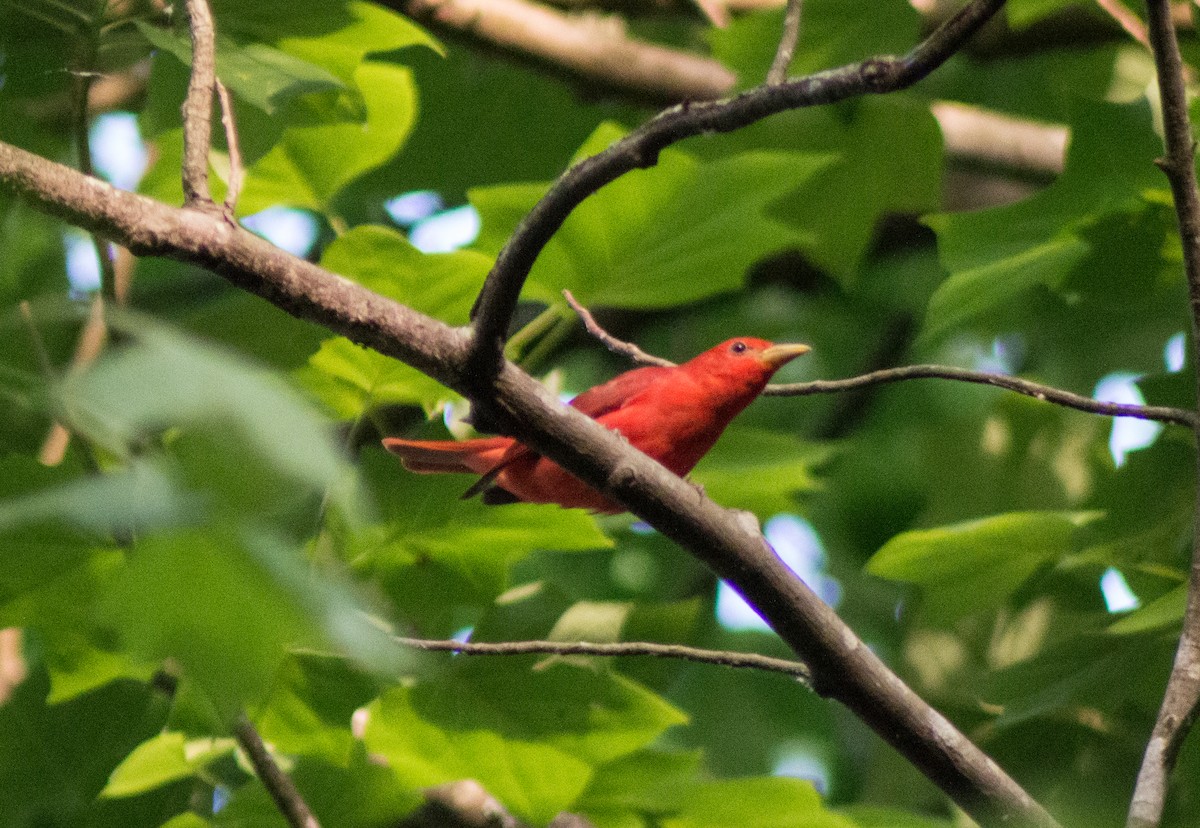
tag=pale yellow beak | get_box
[760,343,812,369]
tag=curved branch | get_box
[766,366,1198,428]
[466,0,1007,382]
[0,139,1056,827]
[397,636,813,684]
[1129,1,1200,826]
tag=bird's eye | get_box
[730,341,747,354]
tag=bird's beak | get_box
[759,343,812,369]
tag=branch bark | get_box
[386,0,736,104]
[0,136,1056,827]
[1128,1,1200,826]
[181,0,217,207]
[234,714,321,828]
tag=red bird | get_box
[384,338,811,513]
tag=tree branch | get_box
[465,0,1007,387]
[766,367,1198,427]
[233,713,321,828]
[1128,1,1200,826]
[181,0,217,207]
[564,289,1195,428]
[215,79,244,216]
[0,139,1056,827]
[386,0,736,104]
[397,636,813,684]
[766,0,802,84]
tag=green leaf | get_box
[101,732,235,798]
[921,235,1089,342]
[254,653,381,765]
[213,750,420,828]
[708,0,919,83]
[471,122,833,309]
[133,22,344,114]
[212,0,442,87]
[103,527,404,716]
[690,428,831,516]
[364,660,687,824]
[1108,584,1186,635]
[1007,0,1087,28]
[320,225,489,323]
[298,337,457,419]
[352,450,611,630]
[577,750,702,819]
[240,60,417,214]
[867,512,1096,623]
[922,99,1164,341]
[61,318,357,520]
[838,804,954,827]
[45,634,154,704]
[661,777,853,828]
[0,670,169,824]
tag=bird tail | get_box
[382,436,513,475]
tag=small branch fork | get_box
[465,0,1008,384]
[1129,2,1200,827]
[562,290,1197,429]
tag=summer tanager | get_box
[383,337,811,513]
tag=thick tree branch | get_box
[233,714,321,828]
[0,141,1056,827]
[397,636,813,684]
[466,0,1007,385]
[386,0,736,104]
[1129,1,1200,826]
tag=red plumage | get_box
[383,337,810,513]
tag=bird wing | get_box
[568,365,672,419]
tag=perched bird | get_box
[384,338,811,513]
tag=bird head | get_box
[684,337,811,396]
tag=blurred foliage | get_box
[1,0,1198,825]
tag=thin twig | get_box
[562,289,674,367]
[1095,0,1151,49]
[1128,2,1200,826]
[465,0,1007,387]
[563,290,1197,428]
[233,714,322,828]
[214,79,243,216]
[181,0,217,206]
[766,367,1198,427]
[767,0,803,84]
[397,636,813,685]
